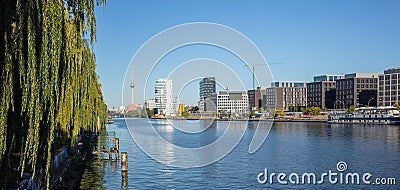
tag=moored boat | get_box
[328,106,400,125]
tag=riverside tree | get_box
[0,0,107,188]
[301,107,321,115]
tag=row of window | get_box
[217,102,248,105]
[379,80,398,85]
[217,103,248,106]
[217,107,248,110]
[379,74,399,80]
[378,97,400,101]
[355,79,377,83]
[378,91,399,96]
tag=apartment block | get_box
[264,82,307,111]
[307,75,344,109]
[378,68,400,106]
[336,73,378,109]
[248,87,266,110]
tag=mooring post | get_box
[121,152,128,172]
[115,138,119,160]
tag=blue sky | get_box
[94,0,400,108]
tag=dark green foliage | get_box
[346,106,355,114]
[146,108,154,118]
[301,107,321,115]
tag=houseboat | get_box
[328,106,400,125]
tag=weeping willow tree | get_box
[0,0,107,188]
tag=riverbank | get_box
[148,115,328,122]
[10,133,96,190]
[49,133,96,190]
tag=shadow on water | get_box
[79,158,107,190]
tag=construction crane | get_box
[244,62,282,90]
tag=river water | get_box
[80,118,400,189]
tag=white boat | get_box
[328,106,400,125]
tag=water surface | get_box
[80,118,400,189]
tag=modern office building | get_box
[336,73,378,109]
[307,75,344,109]
[200,77,216,98]
[264,82,307,111]
[248,87,266,110]
[155,78,174,116]
[199,77,217,112]
[217,91,248,114]
[378,68,400,106]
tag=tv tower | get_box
[130,80,135,105]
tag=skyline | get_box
[94,1,400,108]
[118,67,389,110]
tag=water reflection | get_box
[121,172,128,188]
[80,158,106,190]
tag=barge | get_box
[328,106,400,125]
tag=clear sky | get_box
[94,0,400,108]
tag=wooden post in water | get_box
[115,138,119,160]
[121,152,128,172]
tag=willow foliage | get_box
[0,0,107,188]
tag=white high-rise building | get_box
[155,78,174,116]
